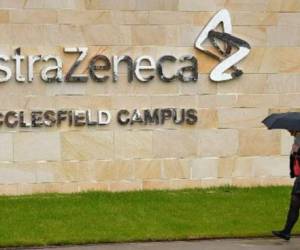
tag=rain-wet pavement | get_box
[18,237,300,250]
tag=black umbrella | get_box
[262,112,300,131]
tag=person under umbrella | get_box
[262,113,300,240]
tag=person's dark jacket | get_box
[290,148,300,178]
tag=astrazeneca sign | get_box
[0,9,250,129]
[0,48,198,84]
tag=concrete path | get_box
[20,237,300,250]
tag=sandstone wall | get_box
[0,0,299,195]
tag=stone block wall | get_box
[0,0,299,195]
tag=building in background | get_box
[0,0,299,195]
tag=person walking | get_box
[272,130,300,240]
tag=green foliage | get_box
[0,186,297,247]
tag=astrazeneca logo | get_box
[0,9,251,129]
[195,9,251,82]
[0,9,249,85]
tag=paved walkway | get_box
[20,237,300,250]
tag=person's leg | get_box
[272,193,300,240]
[283,194,300,234]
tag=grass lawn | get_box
[0,186,299,247]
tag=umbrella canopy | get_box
[262,112,300,131]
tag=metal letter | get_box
[86,110,97,126]
[12,48,25,82]
[160,109,172,124]
[0,55,11,82]
[89,55,110,82]
[144,109,160,125]
[0,55,11,83]
[4,111,18,128]
[177,55,198,82]
[44,110,56,127]
[117,110,130,125]
[134,56,155,82]
[57,110,68,126]
[74,110,86,126]
[19,111,31,127]
[0,112,3,126]
[64,47,88,82]
[130,109,143,124]
[31,111,43,127]
[112,55,133,83]
[97,110,111,125]
[41,55,63,83]
[28,55,41,82]
[172,108,185,124]
[157,55,177,82]
[186,109,198,125]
